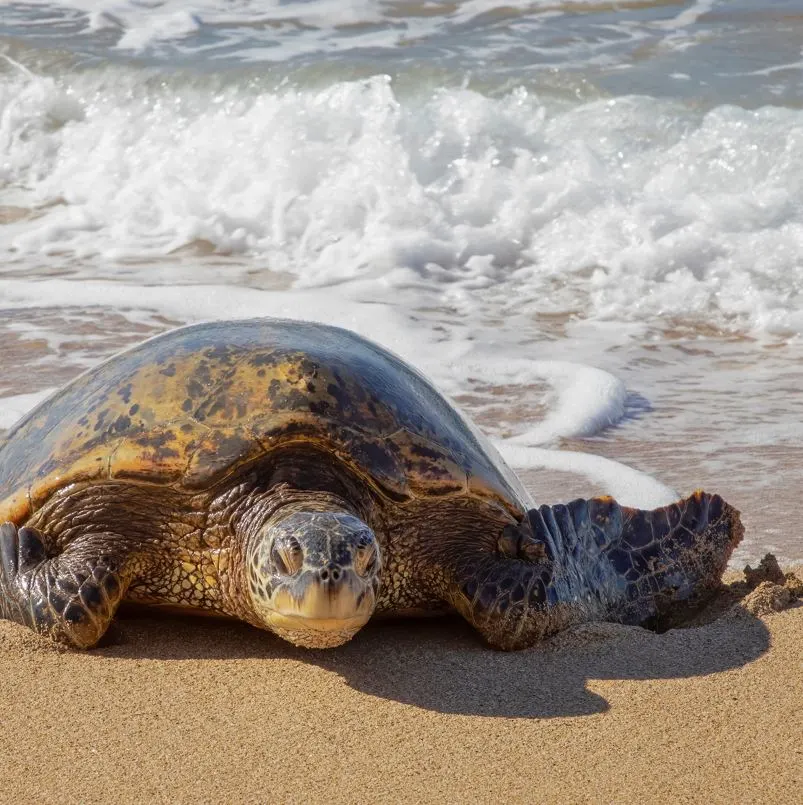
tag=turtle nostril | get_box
[319,565,341,583]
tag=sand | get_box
[0,571,801,805]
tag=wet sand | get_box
[0,571,800,804]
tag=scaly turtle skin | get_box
[0,319,742,650]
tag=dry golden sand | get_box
[0,574,801,805]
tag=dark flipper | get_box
[527,491,743,627]
[450,491,742,650]
[0,523,131,648]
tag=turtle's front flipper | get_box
[0,524,132,648]
[448,491,742,650]
[527,491,743,628]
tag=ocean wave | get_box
[3,67,803,334]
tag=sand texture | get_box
[0,570,801,805]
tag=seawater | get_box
[1,0,802,562]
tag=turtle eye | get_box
[271,536,303,576]
[354,541,377,577]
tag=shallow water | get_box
[1,0,802,562]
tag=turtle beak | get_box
[260,564,378,648]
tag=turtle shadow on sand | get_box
[85,602,773,720]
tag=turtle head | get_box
[247,510,381,648]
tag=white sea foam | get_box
[3,0,651,59]
[495,445,677,510]
[2,68,803,335]
[456,358,627,445]
[0,388,59,429]
[651,0,718,31]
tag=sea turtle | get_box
[0,319,742,650]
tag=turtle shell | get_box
[0,319,532,525]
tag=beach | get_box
[2,1,803,801]
[0,570,800,803]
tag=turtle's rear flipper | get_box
[527,491,743,627]
[0,523,131,648]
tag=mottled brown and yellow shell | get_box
[0,319,530,526]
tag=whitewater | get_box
[1,0,802,562]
